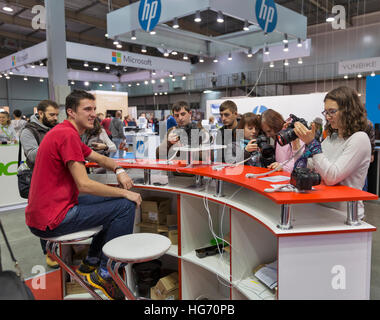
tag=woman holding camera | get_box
[260,109,304,172]
[293,86,371,218]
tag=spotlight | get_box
[182,76,186,80]
[171,50,178,56]
[141,46,147,53]
[23,77,28,81]
[298,57,303,64]
[284,59,289,66]
[194,10,201,23]
[213,57,218,63]
[150,30,156,35]
[217,11,224,23]
[40,78,44,82]
[264,45,269,55]
[116,44,122,49]
[228,52,232,61]
[152,70,156,75]
[39,61,44,66]
[173,18,179,29]
[93,67,99,71]
[269,61,274,68]
[357,73,362,78]
[247,49,253,58]
[344,75,348,79]
[283,33,288,44]
[160,78,165,83]
[71,81,75,85]
[84,81,90,86]
[297,38,303,48]
[283,43,289,52]
[131,31,137,40]
[199,56,204,63]
[83,61,89,67]
[144,80,149,85]
[2,5,13,12]
[99,83,103,87]
[183,53,188,60]
[169,72,173,78]
[371,71,376,77]
[106,64,110,70]
[163,49,169,57]
[326,13,335,22]
[243,20,249,31]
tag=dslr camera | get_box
[255,135,275,168]
[290,167,321,191]
[276,114,308,146]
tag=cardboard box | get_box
[138,222,167,234]
[168,229,178,245]
[151,272,179,300]
[141,197,172,224]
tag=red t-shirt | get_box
[25,120,92,231]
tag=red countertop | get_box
[86,159,378,205]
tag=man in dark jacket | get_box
[109,111,125,158]
[19,100,59,268]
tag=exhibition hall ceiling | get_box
[0,0,379,74]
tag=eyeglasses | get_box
[321,109,338,117]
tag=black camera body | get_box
[255,135,275,167]
[276,114,308,146]
[290,167,321,191]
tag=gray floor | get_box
[1,200,380,299]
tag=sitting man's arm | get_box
[67,159,141,206]
[86,150,134,190]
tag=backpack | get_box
[17,125,43,199]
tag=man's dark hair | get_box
[219,100,237,113]
[37,100,59,113]
[13,109,22,118]
[65,90,95,116]
[172,100,190,113]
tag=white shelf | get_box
[181,250,230,282]
[166,244,178,257]
[233,276,275,300]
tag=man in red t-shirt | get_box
[101,115,112,138]
[26,90,141,300]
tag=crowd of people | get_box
[1,85,376,300]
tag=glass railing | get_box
[127,61,339,97]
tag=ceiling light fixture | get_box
[284,59,289,66]
[171,50,178,55]
[113,37,119,45]
[99,83,103,87]
[183,53,188,60]
[39,78,44,82]
[105,33,109,38]
[131,31,137,40]
[173,17,179,29]
[264,44,269,55]
[169,72,173,77]
[39,61,44,66]
[116,44,122,49]
[163,49,169,57]
[2,5,13,12]
[298,57,303,64]
[151,79,156,84]
[344,75,348,79]
[71,81,75,85]
[136,83,140,86]
[84,81,90,86]
[182,76,186,80]
[228,52,232,61]
[371,71,376,77]
[269,61,274,68]
[217,11,224,23]
[23,77,28,81]
[283,43,289,52]
[297,38,303,48]
[243,20,250,31]
[93,67,99,71]
[194,10,201,23]
[357,73,362,78]
[152,70,156,75]
[141,45,147,53]
[247,49,253,58]
[213,57,218,63]
[144,80,149,85]
[326,13,335,22]
[150,30,156,35]
[84,61,89,67]
[283,33,288,44]
[160,78,165,83]
[199,56,204,63]
[106,64,110,70]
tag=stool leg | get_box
[107,259,136,300]
[46,241,103,300]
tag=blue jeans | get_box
[29,195,136,271]
[110,138,124,158]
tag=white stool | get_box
[102,233,171,300]
[42,226,103,300]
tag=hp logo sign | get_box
[138,0,161,32]
[253,105,268,115]
[255,0,278,33]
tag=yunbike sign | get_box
[338,57,380,75]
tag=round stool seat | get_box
[103,233,171,263]
[41,226,103,243]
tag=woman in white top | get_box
[0,111,18,143]
[294,86,371,218]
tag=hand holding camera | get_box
[293,122,316,145]
[245,139,259,153]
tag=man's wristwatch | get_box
[114,166,125,175]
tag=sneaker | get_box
[46,255,59,269]
[86,268,125,300]
[76,260,99,277]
